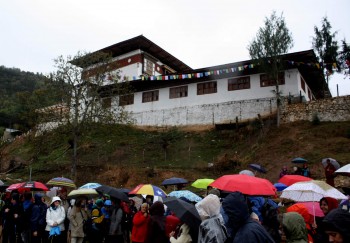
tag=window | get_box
[144,58,155,76]
[228,76,250,91]
[301,76,306,92]
[119,94,134,106]
[260,73,285,87]
[197,81,217,95]
[102,97,111,109]
[142,90,159,103]
[169,86,188,99]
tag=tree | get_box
[248,11,293,127]
[49,51,133,180]
[339,39,350,78]
[312,16,340,94]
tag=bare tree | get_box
[49,51,133,180]
[248,11,293,127]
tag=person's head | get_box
[303,163,308,168]
[95,198,104,208]
[58,187,67,199]
[50,196,61,207]
[323,208,350,243]
[149,201,164,216]
[208,188,220,197]
[283,212,308,242]
[140,203,149,213]
[23,191,33,201]
[145,195,153,203]
[104,199,112,207]
[320,197,339,215]
[282,165,288,171]
[34,193,44,204]
[75,197,87,207]
[11,193,20,204]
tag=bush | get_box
[312,113,320,125]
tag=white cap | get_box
[51,196,62,205]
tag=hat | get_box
[250,212,259,221]
[95,199,104,207]
[104,200,112,206]
[51,196,62,205]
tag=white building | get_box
[83,35,327,127]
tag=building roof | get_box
[96,35,193,73]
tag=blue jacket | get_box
[30,193,47,232]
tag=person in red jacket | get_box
[131,203,149,243]
[165,212,181,238]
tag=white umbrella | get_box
[281,180,347,202]
[67,188,98,199]
[335,163,350,176]
[321,158,340,169]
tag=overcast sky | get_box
[1,0,349,95]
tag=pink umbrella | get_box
[295,202,324,217]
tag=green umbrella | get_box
[191,178,214,189]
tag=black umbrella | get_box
[163,196,201,229]
[292,157,308,164]
[95,185,129,202]
[249,163,267,173]
[161,177,188,186]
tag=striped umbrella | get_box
[47,177,76,188]
[129,184,167,198]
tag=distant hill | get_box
[0,65,58,131]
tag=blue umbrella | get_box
[79,182,102,189]
[161,177,188,186]
[249,164,267,173]
[274,183,288,192]
[292,157,308,164]
[168,190,202,203]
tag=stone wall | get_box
[281,95,350,123]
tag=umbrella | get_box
[335,163,350,176]
[209,174,276,196]
[295,202,324,217]
[278,175,312,186]
[129,184,167,198]
[95,185,129,202]
[274,183,288,192]
[168,190,202,203]
[7,181,49,192]
[280,180,348,202]
[163,196,201,229]
[292,157,308,164]
[161,177,188,186]
[249,163,267,173]
[47,177,76,188]
[191,179,215,189]
[238,170,255,177]
[79,182,102,189]
[68,188,98,199]
[321,158,340,170]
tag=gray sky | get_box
[1,0,349,95]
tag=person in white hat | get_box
[45,196,66,242]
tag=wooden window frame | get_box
[169,86,188,99]
[119,94,134,106]
[228,76,251,91]
[260,72,285,87]
[197,81,217,95]
[142,90,159,103]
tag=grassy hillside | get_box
[1,121,350,192]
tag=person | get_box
[144,201,168,243]
[324,159,336,187]
[196,194,228,243]
[165,212,181,240]
[101,199,112,238]
[145,195,154,207]
[322,208,350,243]
[169,223,192,243]
[21,191,34,243]
[2,193,23,243]
[314,197,339,243]
[292,166,302,175]
[279,165,289,178]
[106,199,124,243]
[282,212,308,243]
[221,192,274,243]
[45,196,66,243]
[131,203,149,243]
[90,198,105,243]
[301,163,311,177]
[58,187,70,243]
[67,197,90,243]
[31,193,48,243]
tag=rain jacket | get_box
[196,194,228,243]
[282,212,308,243]
[131,210,150,243]
[222,192,275,243]
[45,204,66,232]
[67,206,90,238]
[287,204,315,242]
[30,193,47,232]
[170,223,192,243]
[322,208,350,242]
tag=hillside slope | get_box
[1,121,350,191]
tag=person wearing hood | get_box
[221,192,274,243]
[90,198,105,243]
[46,196,66,242]
[21,191,33,243]
[282,212,308,243]
[145,201,168,243]
[106,199,124,243]
[315,197,339,243]
[67,197,90,243]
[322,208,350,243]
[169,223,192,243]
[2,192,23,243]
[286,204,315,242]
[196,194,228,243]
[31,193,48,243]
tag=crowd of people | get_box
[1,182,350,243]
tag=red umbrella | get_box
[278,175,312,186]
[7,181,49,192]
[209,174,276,196]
